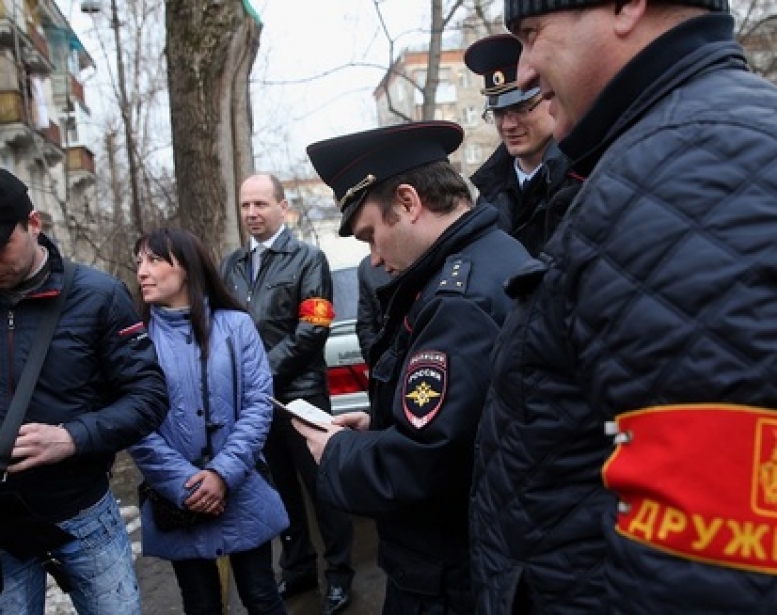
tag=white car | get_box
[326,265,371,415]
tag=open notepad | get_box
[269,397,332,431]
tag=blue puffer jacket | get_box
[130,307,288,560]
[471,14,777,615]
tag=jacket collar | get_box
[241,226,298,260]
[472,140,568,197]
[376,205,499,309]
[561,14,744,177]
[471,143,514,194]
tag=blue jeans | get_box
[171,541,286,615]
[0,491,140,615]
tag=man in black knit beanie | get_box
[470,0,777,612]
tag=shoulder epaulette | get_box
[436,256,471,295]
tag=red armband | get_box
[603,403,777,575]
[299,298,335,326]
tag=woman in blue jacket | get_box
[130,227,289,615]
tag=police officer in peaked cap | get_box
[465,33,578,256]
[294,120,533,613]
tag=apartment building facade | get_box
[0,0,96,262]
[373,24,502,182]
[284,21,505,252]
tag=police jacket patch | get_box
[403,351,447,429]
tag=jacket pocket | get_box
[378,539,443,597]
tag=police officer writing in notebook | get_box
[296,121,532,613]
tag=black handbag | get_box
[137,481,211,532]
[0,262,77,593]
[139,349,215,532]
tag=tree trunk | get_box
[421,0,444,120]
[165,0,261,256]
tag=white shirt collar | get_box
[250,224,285,252]
[514,159,542,188]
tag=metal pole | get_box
[109,0,143,234]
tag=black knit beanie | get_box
[504,0,729,29]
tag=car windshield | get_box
[332,266,358,323]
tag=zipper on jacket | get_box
[6,309,15,396]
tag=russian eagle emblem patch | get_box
[403,351,447,429]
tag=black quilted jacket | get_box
[471,14,777,615]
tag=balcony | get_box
[52,73,88,111]
[70,75,85,106]
[37,119,60,147]
[0,89,32,145]
[35,119,63,164]
[66,145,96,187]
[0,14,53,74]
[0,89,26,123]
[0,89,63,163]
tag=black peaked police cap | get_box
[306,120,464,237]
[464,34,539,109]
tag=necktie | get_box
[253,245,264,280]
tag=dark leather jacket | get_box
[221,227,332,399]
[355,255,391,363]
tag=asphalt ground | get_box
[44,452,385,614]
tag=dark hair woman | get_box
[130,227,288,615]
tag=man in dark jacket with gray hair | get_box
[470,0,777,612]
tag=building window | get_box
[462,106,479,127]
[66,114,78,144]
[465,143,482,166]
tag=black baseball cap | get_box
[0,170,34,246]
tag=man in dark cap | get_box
[464,33,577,255]
[470,0,777,611]
[0,169,168,611]
[298,120,532,613]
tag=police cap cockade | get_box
[0,170,34,247]
[306,121,464,237]
[464,34,539,110]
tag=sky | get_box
[54,0,448,266]
[250,0,431,173]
